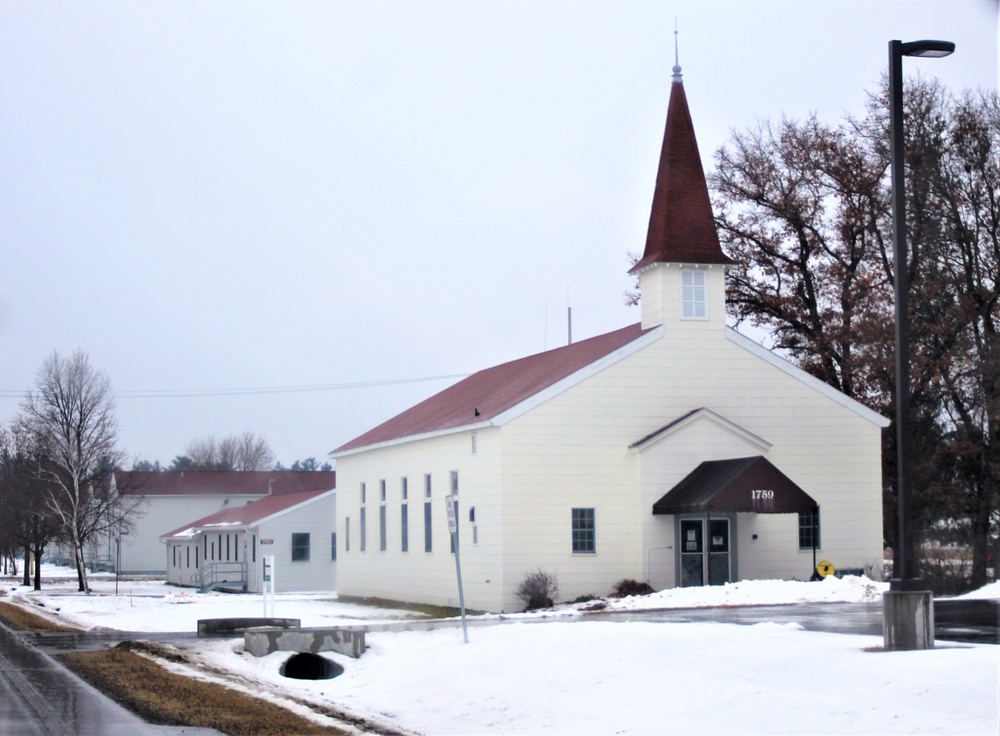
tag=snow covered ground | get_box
[2,566,998,735]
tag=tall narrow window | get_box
[572,508,596,553]
[471,432,478,455]
[360,482,367,505]
[799,509,820,550]
[380,479,386,503]
[291,533,310,561]
[401,477,409,553]
[401,503,409,552]
[424,473,433,554]
[379,504,387,552]
[252,534,256,562]
[345,517,350,552]
[682,268,707,319]
[331,532,337,561]
[360,507,367,552]
[424,500,433,553]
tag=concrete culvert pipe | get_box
[280,652,344,680]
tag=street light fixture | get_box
[885,37,954,651]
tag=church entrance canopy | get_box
[652,456,817,516]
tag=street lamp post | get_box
[884,38,954,651]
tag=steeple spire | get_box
[672,19,683,82]
[630,44,734,274]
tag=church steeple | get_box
[630,57,735,273]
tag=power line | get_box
[0,373,471,400]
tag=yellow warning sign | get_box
[816,560,835,578]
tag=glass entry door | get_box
[679,518,731,587]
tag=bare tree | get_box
[0,422,64,590]
[180,431,276,471]
[20,350,141,592]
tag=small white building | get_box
[79,471,336,575]
[161,487,337,593]
[329,66,889,613]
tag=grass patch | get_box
[336,595,470,619]
[59,643,349,736]
[0,601,82,632]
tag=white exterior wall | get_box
[251,494,337,593]
[165,538,202,587]
[91,494,264,574]
[335,428,505,611]
[334,263,884,612]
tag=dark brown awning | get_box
[652,456,818,515]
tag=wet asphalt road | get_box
[0,621,219,736]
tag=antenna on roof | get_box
[672,18,683,82]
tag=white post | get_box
[262,555,276,618]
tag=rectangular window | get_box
[361,507,367,552]
[401,503,409,552]
[360,482,366,505]
[252,534,256,563]
[186,546,190,568]
[291,532,310,561]
[380,479,386,502]
[799,509,821,550]
[424,473,432,498]
[345,517,350,552]
[331,532,337,561]
[203,535,207,559]
[401,476,408,501]
[572,508,596,553]
[682,268,707,319]
[471,432,478,455]
[424,500,432,553]
[450,470,459,495]
[195,547,199,568]
[379,504,387,552]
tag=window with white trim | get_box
[799,509,820,550]
[682,268,707,319]
[572,508,596,553]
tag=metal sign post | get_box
[262,555,276,618]
[446,495,469,643]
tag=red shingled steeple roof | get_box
[630,73,734,272]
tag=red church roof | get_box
[333,323,651,454]
[630,73,735,272]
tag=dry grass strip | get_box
[0,600,82,632]
[59,644,350,736]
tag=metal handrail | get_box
[192,561,247,592]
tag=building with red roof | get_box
[160,487,336,593]
[78,471,335,576]
[329,65,887,612]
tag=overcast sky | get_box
[1,0,996,468]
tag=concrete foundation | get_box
[883,590,934,650]
[244,627,366,659]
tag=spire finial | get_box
[672,18,683,82]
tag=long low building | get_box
[77,471,336,575]
[161,487,337,593]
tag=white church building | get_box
[330,66,888,613]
